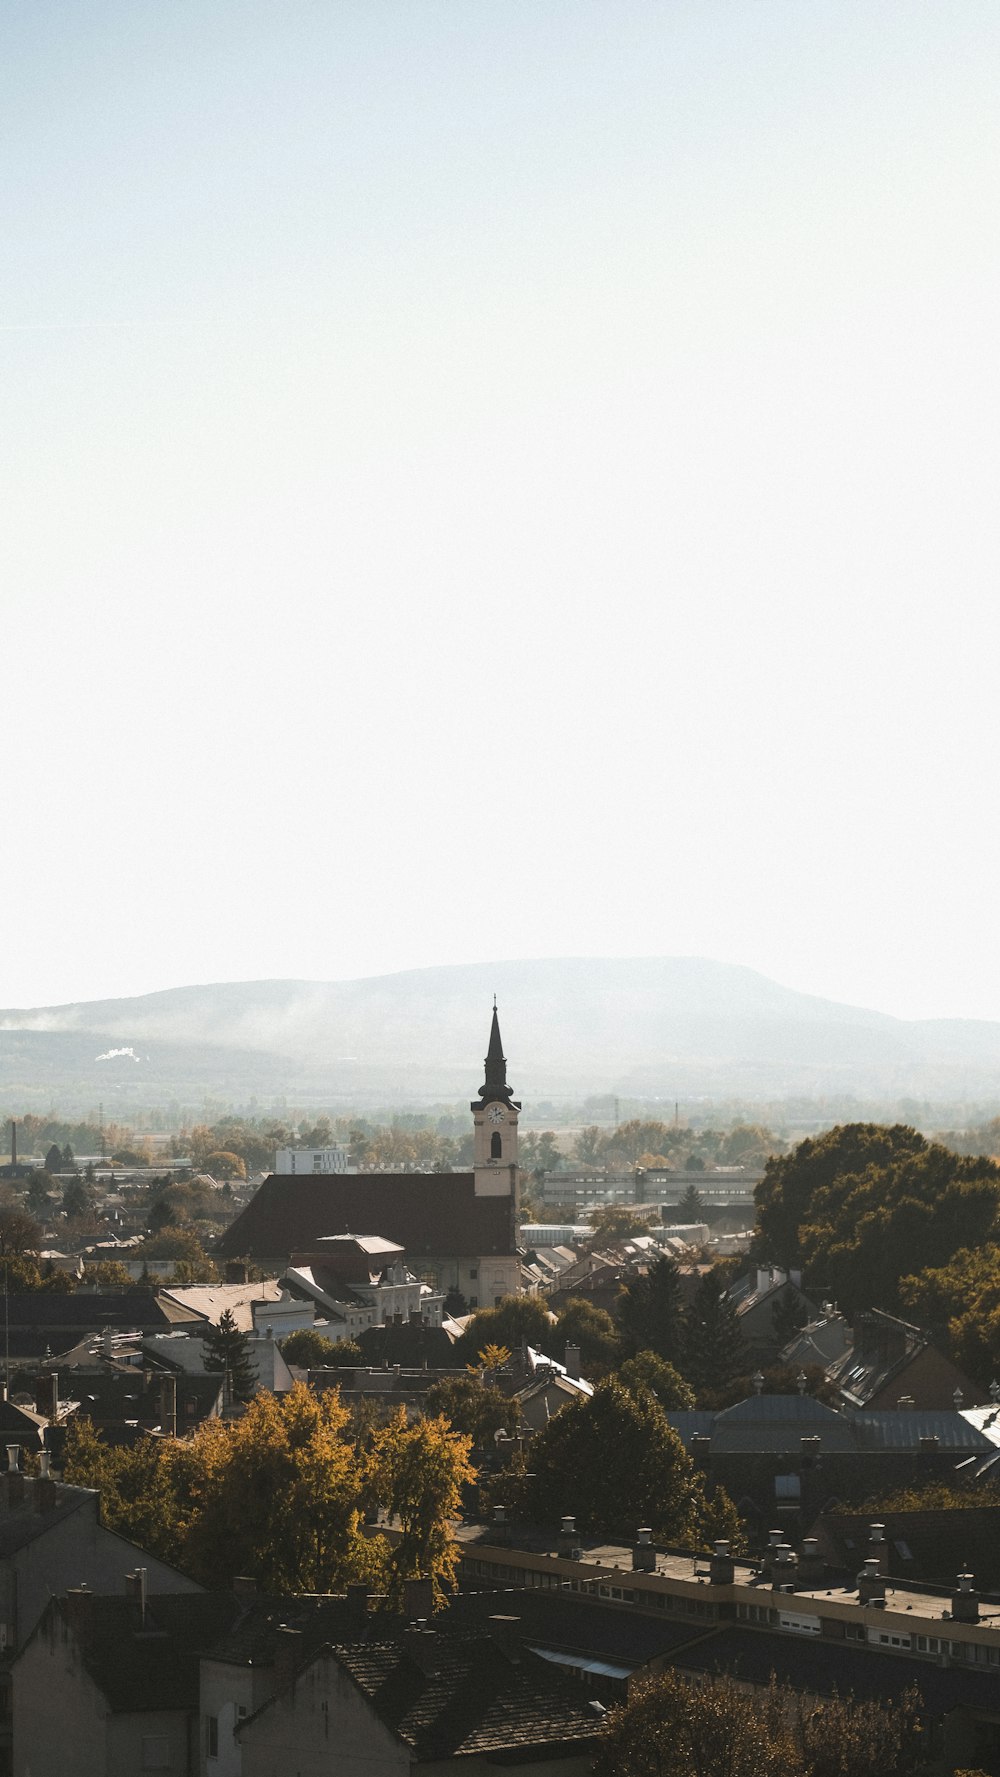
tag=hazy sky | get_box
[4,2,999,1021]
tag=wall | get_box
[13,1606,108,1777]
[239,1653,410,1777]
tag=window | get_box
[469,1268,478,1280]
[206,1715,219,1757]
[142,1737,171,1770]
[491,1132,502,1159]
[236,1704,248,1720]
[469,1296,478,1308]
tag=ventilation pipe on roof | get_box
[952,1573,980,1624]
[709,1540,735,1586]
[632,1528,656,1573]
[857,1558,886,1606]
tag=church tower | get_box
[471,1004,520,1202]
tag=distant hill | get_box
[2,958,1000,1113]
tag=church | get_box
[215,1007,524,1307]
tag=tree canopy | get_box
[615,1254,685,1364]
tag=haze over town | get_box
[5,1,1000,1024]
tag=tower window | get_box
[490,1132,502,1159]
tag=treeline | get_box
[65,1383,473,1605]
[754,1121,1000,1379]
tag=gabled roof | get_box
[323,1635,601,1760]
[216,1174,516,1262]
[155,1280,283,1332]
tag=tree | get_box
[595,1670,931,1777]
[422,1374,518,1445]
[44,1144,63,1174]
[520,1377,707,1544]
[453,1295,552,1364]
[62,1176,95,1221]
[900,1244,1000,1381]
[367,1408,476,1605]
[553,1298,620,1373]
[202,1149,246,1181]
[617,1351,695,1409]
[0,1205,42,1255]
[574,1125,605,1165]
[202,1308,258,1403]
[586,1204,649,1243]
[280,1328,347,1368]
[615,1254,685,1365]
[676,1182,705,1220]
[753,1124,927,1270]
[683,1269,745,1399]
[83,1260,136,1287]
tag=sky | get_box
[3,1,999,1022]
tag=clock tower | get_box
[471,1003,520,1201]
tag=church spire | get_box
[472,1004,520,1110]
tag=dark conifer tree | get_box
[202,1308,258,1404]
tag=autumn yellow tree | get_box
[367,1409,476,1606]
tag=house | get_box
[270,1236,444,1345]
[0,1462,204,1772]
[665,1390,999,1532]
[13,1586,239,1777]
[155,1281,285,1334]
[216,1011,524,1308]
[728,1266,819,1362]
[826,1309,986,1411]
[235,1629,603,1777]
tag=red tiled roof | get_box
[216,1173,516,1263]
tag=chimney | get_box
[857,1558,886,1606]
[866,1523,888,1575]
[896,1394,915,1410]
[761,1529,783,1580]
[952,1573,980,1624]
[345,1583,370,1630]
[709,1539,735,1585]
[487,1614,522,1663]
[632,1527,656,1573]
[564,1344,581,1381]
[770,1544,798,1591]
[690,1434,710,1465]
[125,1568,148,1627]
[403,1625,444,1674]
[557,1515,581,1559]
[6,1445,23,1506]
[800,1435,821,1467]
[232,1576,257,1598]
[756,1267,771,1296]
[10,1121,16,1169]
[159,1376,177,1439]
[919,1434,940,1452]
[798,1538,825,1586]
[34,1464,56,1514]
[402,1576,435,1622]
[47,1373,59,1423]
[491,1504,510,1547]
[273,1625,302,1689]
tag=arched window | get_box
[490,1132,502,1159]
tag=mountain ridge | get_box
[1,958,1000,1111]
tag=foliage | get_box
[754,1123,1000,1314]
[422,1374,518,1445]
[585,1204,650,1243]
[82,1261,137,1288]
[615,1254,685,1364]
[707,1364,840,1411]
[900,1244,1000,1382]
[596,1670,931,1777]
[676,1182,705,1219]
[201,1308,258,1402]
[452,1295,552,1364]
[754,1124,928,1269]
[616,1350,695,1409]
[366,1408,476,1606]
[139,1228,218,1279]
[66,1383,472,1603]
[202,1149,246,1180]
[553,1297,621,1373]
[682,1269,745,1399]
[517,1376,707,1544]
[279,1328,352,1368]
[0,1205,42,1255]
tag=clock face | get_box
[487,1106,505,1125]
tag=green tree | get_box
[573,1125,605,1165]
[900,1244,1000,1381]
[202,1307,258,1403]
[676,1182,705,1220]
[615,1254,685,1365]
[586,1204,649,1243]
[683,1269,745,1399]
[617,1351,695,1409]
[62,1176,96,1221]
[753,1124,927,1270]
[280,1328,351,1368]
[44,1144,63,1174]
[554,1298,620,1373]
[520,1376,706,1544]
[203,1149,246,1181]
[453,1295,552,1364]
[422,1374,518,1445]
